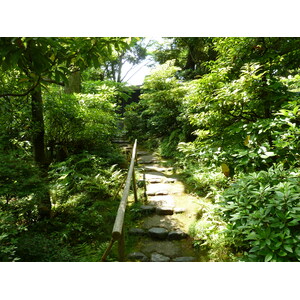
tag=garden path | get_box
[126,147,203,262]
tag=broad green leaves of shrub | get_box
[220,164,300,261]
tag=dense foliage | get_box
[0,37,133,261]
[125,37,300,261]
[2,37,300,261]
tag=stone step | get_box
[164,178,177,183]
[146,190,169,196]
[148,227,169,240]
[147,178,163,184]
[138,160,155,164]
[128,252,149,262]
[150,252,170,262]
[168,230,189,240]
[147,195,175,207]
[140,205,156,214]
[147,227,189,241]
[174,207,186,214]
[156,206,174,215]
[137,151,149,156]
[172,256,195,262]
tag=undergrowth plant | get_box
[189,200,237,261]
[220,164,300,262]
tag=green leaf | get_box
[283,245,293,253]
[278,250,287,257]
[265,253,273,262]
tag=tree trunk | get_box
[64,70,81,94]
[31,85,51,219]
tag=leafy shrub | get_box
[182,166,229,198]
[189,200,236,261]
[49,152,124,200]
[0,210,26,261]
[44,90,118,158]
[15,231,74,262]
[220,164,300,261]
[0,151,44,201]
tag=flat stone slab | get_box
[148,227,169,240]
[137,151,149,156]
[147,195,175,207]
[129,228,146,236]
[139,160,154,164]
[150,252,171,262]
[147,190,169,196]
[164,178,176,183]
[140,205,156,214]
[168,230,188,240]
[174,207,186,214]
[128,252,149,262]
[147,178,163,183]
[155,190,169,195]
[156,206,174,215]
[172,257,195,262]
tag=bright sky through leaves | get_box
[121,37,164,86]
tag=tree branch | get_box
[0,78,40,98]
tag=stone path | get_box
[126,148,201,262]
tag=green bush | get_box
[0,210,25,261]
[44,90,118,158]
[188,200,236,261]
[220,164,300,261]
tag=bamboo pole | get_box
[112,139,137,240]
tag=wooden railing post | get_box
[143,167,147,202]
[132,168,138,203]
[100,238,116,262]
[118,227,125,262]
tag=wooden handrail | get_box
[101,139,138,261]
[112,139,137,239]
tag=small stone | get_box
[148,227,169,240]
[168,230,188,240]
[140,205,156,214]
[172,257,195,262]
[150,252,171,262]
[156,206,174,215]
[128,252,149,262]
[128,228,146,236]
